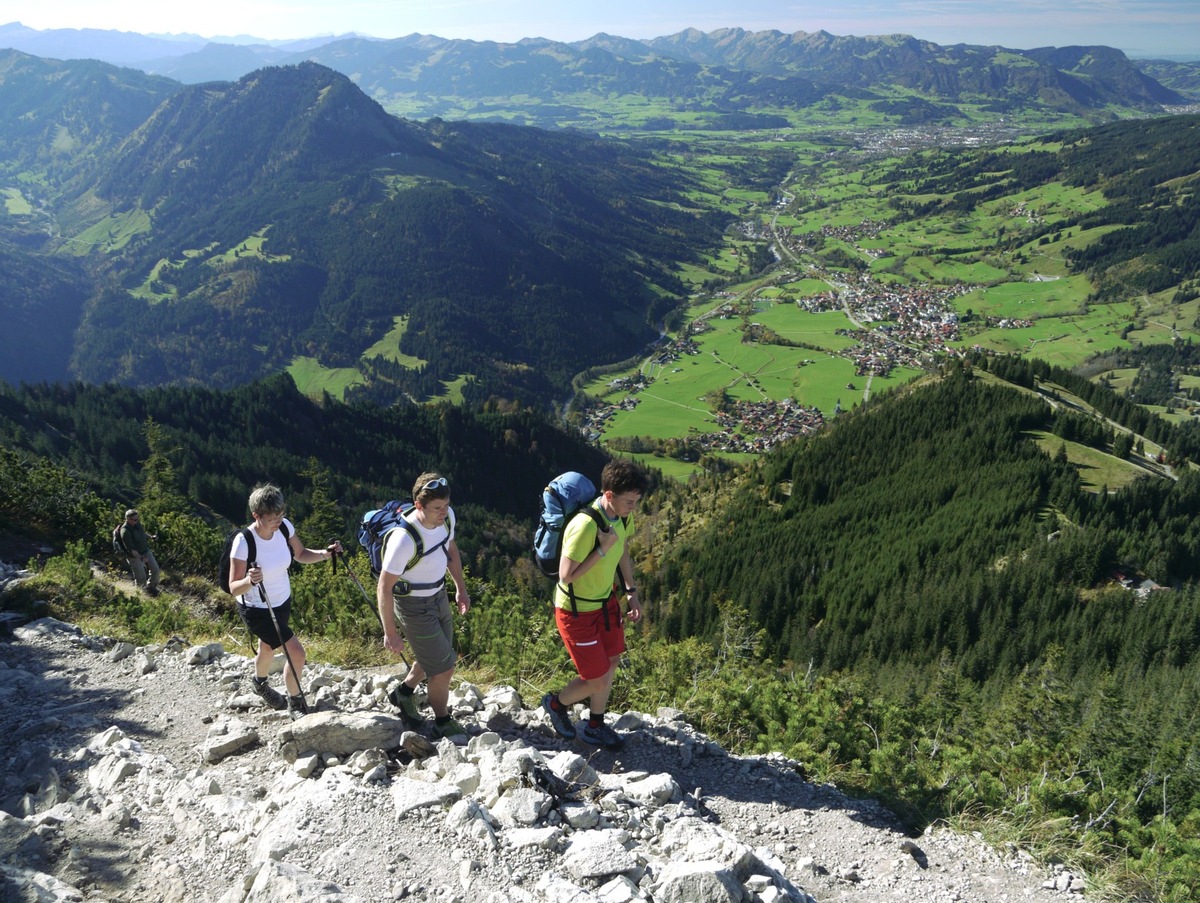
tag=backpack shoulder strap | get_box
[279,520,294,561]
[240,527,257,566]
[401,515,422,563]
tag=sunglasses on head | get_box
[422,477,449,491]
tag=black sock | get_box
[589,713,604,728]
[397,683,415,697]
[253,675,269,685]
[549,693,567,713]
[435,714,452,726]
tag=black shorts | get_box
[237,597,295,648]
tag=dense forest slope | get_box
[1,46,1196,413]
[648,358,1200,674]
[0,50,179,180]
[0,373,609,582]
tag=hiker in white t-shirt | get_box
[375,472,471,744]
[228,483,341,713]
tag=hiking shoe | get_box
[432,717,468,745]
[542,693,576,740]
[579,720,624,750]
[389,686,425,725]
[288,694,309,716]
[251,678,287,711]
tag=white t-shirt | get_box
[380,510,454,597]
[230,519,295,608]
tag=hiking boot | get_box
[251,677,287,711]
[432,717,468,745]
[541,692,576,740]
[389,686,425,725]
[579,720,624,750]
[288,694,309,715]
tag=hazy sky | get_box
[3,0,1197,58]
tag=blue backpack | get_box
[533,472,607,578]
[358,501,453,579]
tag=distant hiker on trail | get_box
[542,458,648,750]
[117,509,160,596]
[227,483,342,714]
[375,472,471,744]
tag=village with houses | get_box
[572,212,1047,462]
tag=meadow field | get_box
[267,122,1195,485]
[568,128,1200,475]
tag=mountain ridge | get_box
[1,58,719,401]
[1,22,1186,119]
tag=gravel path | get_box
[0,602,1079,902]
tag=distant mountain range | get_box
[1,22,1194,129]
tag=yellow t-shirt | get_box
[553,500,631,612]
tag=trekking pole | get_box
[337,550,410,669]
[252,561,309,718]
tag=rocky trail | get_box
[0,558,1083,903]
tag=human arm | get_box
[558,520,618,585]
[376,569,407,656]
[446,539,470,614]
[289,531,342,565]
[228,536,261,597]
[375,529,414,656]
[618,549,641,622]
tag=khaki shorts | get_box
[393,587,456,677]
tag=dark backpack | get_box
[357,501,453,579]
[532,472,608,578]
[112,524,130,555]
[218,522,292,594]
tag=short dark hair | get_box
[248,483,286,517]
[413,471,451,505]
[601,459,648,496]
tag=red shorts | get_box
[554,596,625,681]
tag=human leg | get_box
[426,668,454,719]
[143,550,160,590]
[556,668,614,711]
[554,601,627,748]
[545,606,616,737]
[281,635,306,696]
[577,656,625,748]
[394,590,459,726]
[254,639,275,679]
[553,603,624,714]
[247,639,286,709]
[127,555,148,587]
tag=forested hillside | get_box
[0,59,724,404]
[646,29,1183,110]
[647,359,1200,674]
[0,374,609,582]
[635,359,1200,900]
[882,113,1200,295]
